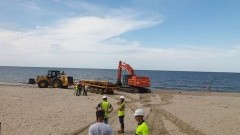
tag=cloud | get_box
[0,13,161,68]
[1,15,240,71]
[0,2,239,72]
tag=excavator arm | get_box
[117,61,135,82]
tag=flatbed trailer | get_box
[80,80,119,94]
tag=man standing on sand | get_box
[117,95,125,134]
[96,95,113,124]
[88,110,113,135]
[75,83,82,96]
[207,85,211,91]
[134,109,149,135]
[84,84,89,96]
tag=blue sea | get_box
[0,66,240,92]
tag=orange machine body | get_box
[117,61,151,87]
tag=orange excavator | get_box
[116,61,151,93]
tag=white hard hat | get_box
[120,96,125,99]
[133,109,144,116]
[102,95,107,99]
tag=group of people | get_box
[75,82,88,96]
[88,95,149,135]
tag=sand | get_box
[0,85,240,135]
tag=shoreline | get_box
[1,81,240,93]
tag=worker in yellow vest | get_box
[118,95,125,133]
[75,82,82,96]
[96,95,113,124]
[133,109,149,135]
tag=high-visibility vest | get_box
[75,85,79,90]
[101,101,111,118]
[135,121,149,135]
[118,102,125,116]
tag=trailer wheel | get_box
[100,89,104,95]
[62,86,68,89]
[96,89,99,94]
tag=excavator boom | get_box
[117,61,135,81]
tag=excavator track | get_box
[119,86,151,93]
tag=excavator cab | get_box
[122,75,130,85]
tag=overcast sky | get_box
[0,0,240,72]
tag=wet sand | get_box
[0,85,240,135]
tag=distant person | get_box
[83,84,89,96]
[82,84,85,95]
[134,109,149,135]
[88,110,113,135]
[78,83,82,95]
[96,95,113,124]
[117,96,125,134]
[75,83,82,96]
[206,85,211,91]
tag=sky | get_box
[0,0,240,72]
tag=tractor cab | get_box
[47,70,61,79]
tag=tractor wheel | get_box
[95,89,98,94]
[53,80,62,88]
[38,80,48,88]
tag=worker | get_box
[96,95,113,124]
[207,85,211,91]
[118,95,125,134]
[88,109,113,135]
[75,82,81,96]
[134,109,149,135]
[84,84,89,96]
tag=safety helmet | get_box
[102,95,107,99]
[120,96,125,99]
[133,109,144,116]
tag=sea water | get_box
[0,66,240,92]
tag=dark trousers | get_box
[119,116,124,128]
[104,118,108,124]
[75,90,81,96]
[83,90,87,96]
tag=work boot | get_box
[118,127,124,134]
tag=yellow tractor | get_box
[28,70,74,88]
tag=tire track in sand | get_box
[142,93,206,135]
[69,94,138,135]
[69,92,207,135]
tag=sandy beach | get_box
[0,85,240,135]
